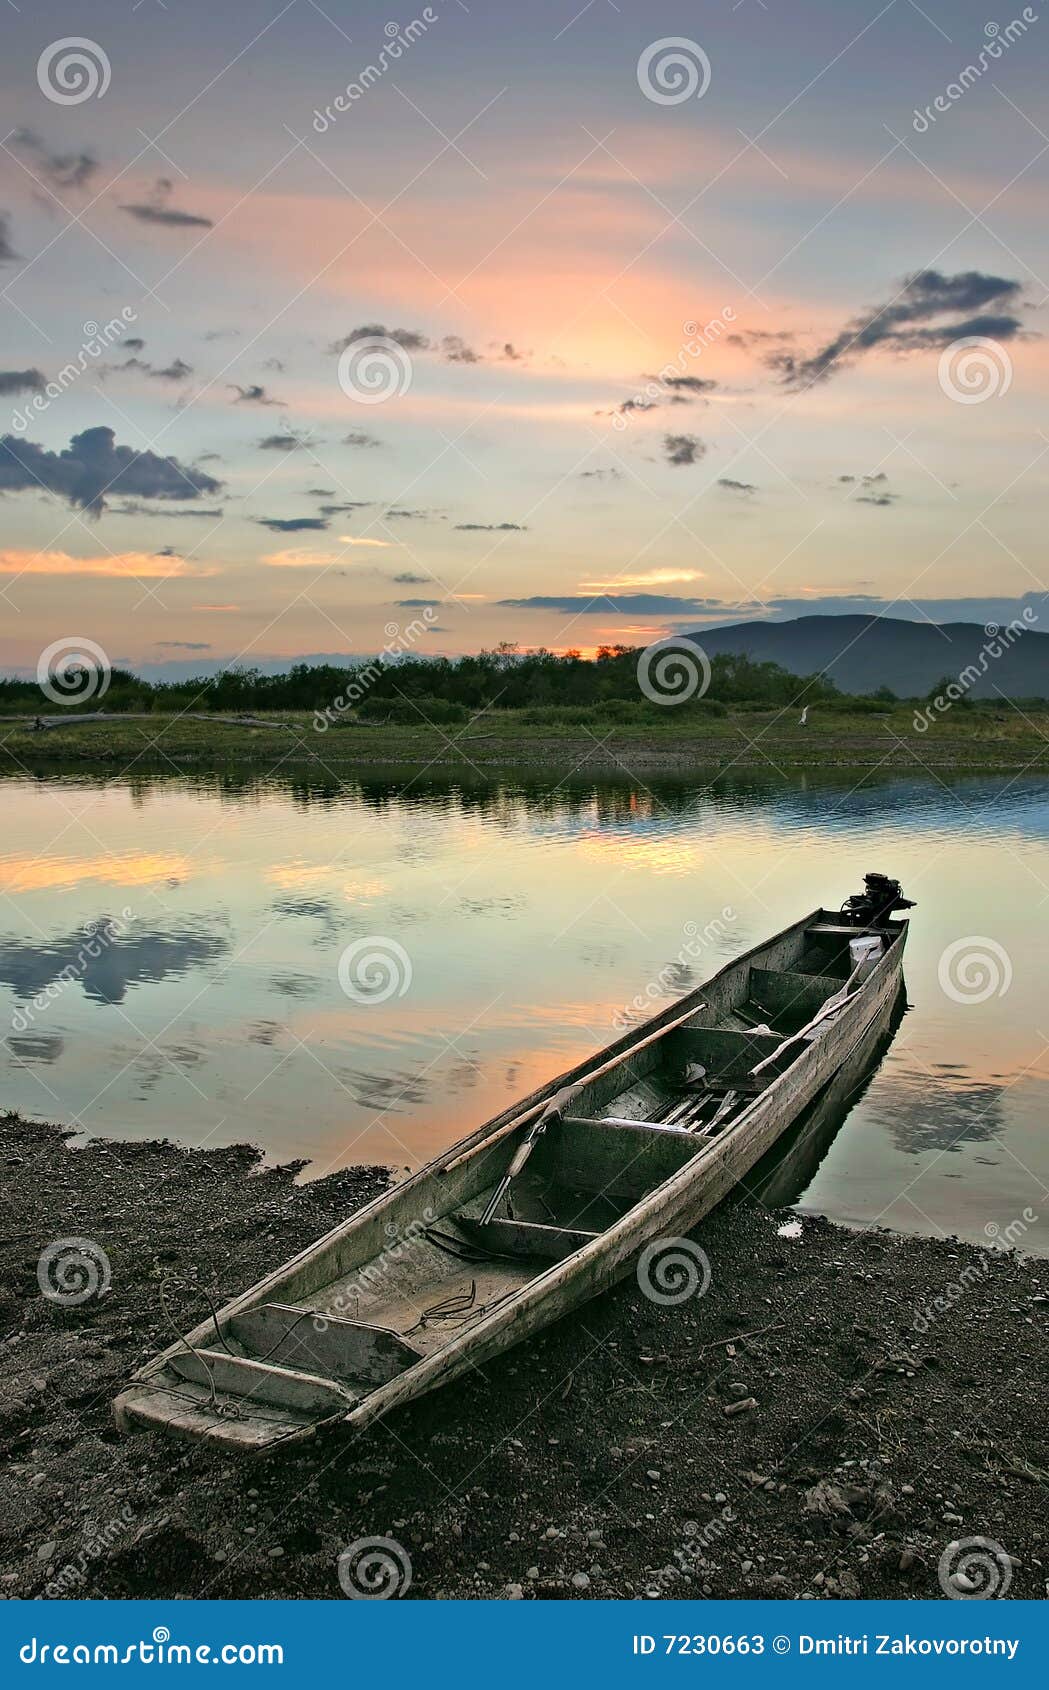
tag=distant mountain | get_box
[689,614,1049,698]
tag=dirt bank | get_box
[1,1110,1046,1602]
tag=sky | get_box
[1,0,1048,677]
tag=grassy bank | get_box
[3,703,1049,777]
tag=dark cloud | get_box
[257,432,309,451]
[151,357,193,382]
[393,572,431,584]
[319,501,372,516]
[256,516,330,533]
[718,478,757,494]
[618,397,658,415]
[454,521,527,532]
[123,338,146,353]
[727,328,796,348]
[772,269,1025,389]
[10,128,99,193]
[384,508,433,520]
[498,593,712,615]
[499,342,526,361]
[156,641,211,650]
[120,178,213,229]
[579,467,622,481]
[343,430,380,448]
[442,334,480,364]
[230,383,285,406]
[0,213,19,263]
[263,357,286,373]
[663,433,705,467]
[0,368,45,395]
[329,324,430,353]
[648,374,718,396]
[0,917,229,1005]
[0,426,222,516]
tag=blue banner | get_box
[4,1601,1047,1686]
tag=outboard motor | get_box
[841,872,915,928]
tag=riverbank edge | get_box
[2,1109,1046,1601]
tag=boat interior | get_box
[118,909,904,1447]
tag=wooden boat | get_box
[114,878,912,1454]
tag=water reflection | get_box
[1,766,1047,1254]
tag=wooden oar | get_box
[440,997,706,1184]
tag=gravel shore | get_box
[1,1109,1046,1602]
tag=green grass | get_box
[2,701,1047,776]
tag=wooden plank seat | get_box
[167,1348,359,1414]
[227,1303,422,1386]
[456,1216,598,1261]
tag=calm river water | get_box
[2,768,1046,1253]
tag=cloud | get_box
[263,547,341,567]
[0,426,222,516]
[384,507,433,520]
[498,342,526,361]
[0,368,45,396]
[329,324,430,353]
[442,334,480,363]
[393,572,431,584]
[110,500,224,519]
[156,641,211,650]
[151,357,193,382]
[343,430,380,448]
[772,269,1026,389]
[256,516,330,533]
[257,432,309,451]
[662,433,705,466]
[498,593,713,615]
[229,383,285,406]
[10,128,99,193]
[579,467,622,482]
[647,374,718,397]
[0,213,19,263]
[0,547,215,578]
[718,478,757,494]
[123,338,146,353]
[119,178,213,229]
[319,501,372,516]
[454,521,527,532]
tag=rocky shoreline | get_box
[1,1109,1046,1602]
